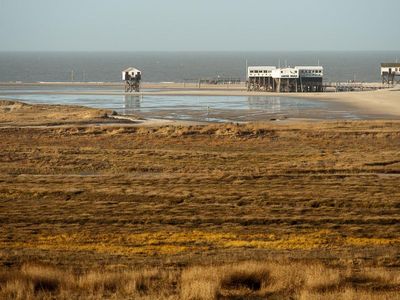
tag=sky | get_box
[0,0,399,51]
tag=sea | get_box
[0,51,399,83]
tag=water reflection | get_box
[247,96,282,113]
[124,95,142,113]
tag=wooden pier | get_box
[323,82,386,92]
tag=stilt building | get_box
[247,65,323,92]
[122,67,142,92]
[247,66,276,91]
[381,63,400,85]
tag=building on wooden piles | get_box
[247,65,323,92]
[122,67,142,92]
[295,66,324,92]
[381,63,400,85]
[247,66,276,91]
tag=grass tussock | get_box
[2,261,397,299]
[0,263,176,299]
[181,262,400,300]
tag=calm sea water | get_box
[0,51,399,83]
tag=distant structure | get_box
[247,66,276,91]
[295,66,324,92]
[247,65,323,92]
[122,67,142,92]
[381,63,400,85]
[199,77,241,85]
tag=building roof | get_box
[248,66,276,70]
[295,66,323,70]
[381,63,400,68]
[122,67,141,73]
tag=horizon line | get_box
[1,49,400,53]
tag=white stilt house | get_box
[381,63,400,85]
[247,66,276,91]
[122,67,142,92]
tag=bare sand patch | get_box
[0,100,113,126]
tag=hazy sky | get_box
[0,0,399,51]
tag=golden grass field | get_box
[0,101,400,299]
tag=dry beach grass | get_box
[0,261,399,299]
[0,101,400,298]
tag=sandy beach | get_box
[304,88,400,115]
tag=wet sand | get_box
[139,88,400,119]
[137,85,400,117]
[1,82,399,120]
